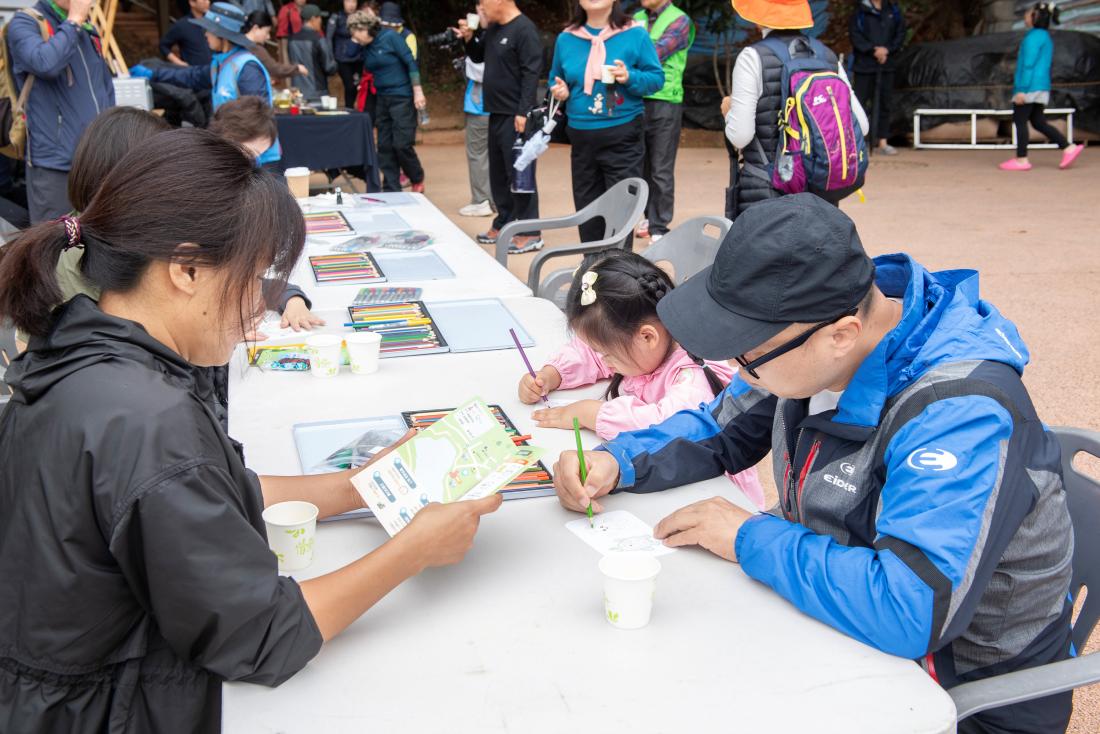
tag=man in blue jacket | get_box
[553,194,1075,734]
[7,0,115,222]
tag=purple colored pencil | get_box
[510,328,549,404]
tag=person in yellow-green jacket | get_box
[634,0,694,242]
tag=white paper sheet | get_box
[565,510,676,556]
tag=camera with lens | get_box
[425,28,462,49]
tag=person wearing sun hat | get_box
[719,0,868,219]
[130,2,284,165]
[550,193,1076,734]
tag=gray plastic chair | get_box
[639,216,732,286]
[948,426,1100,721]
[494,178,649,303]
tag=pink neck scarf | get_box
[566,21,639,96]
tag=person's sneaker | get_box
[879,144,899,156]
[476,228,499,245]
[410,181,425,194]
[507,235,544,255]
[635,219,650,238]
[650,233,664,244]
[399,174,411,189]
[459,200,494,217]
[998,158,1032,171]
[1060,143,1085,169]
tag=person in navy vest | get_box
[130,2,283,166]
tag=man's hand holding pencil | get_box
[552,450,619,516]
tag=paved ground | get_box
[409,140,1099,731]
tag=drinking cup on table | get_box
[599,554,661,630]
[306,334,342,377]
[466,12,480,29]
[601,65,616,84]
[285,167,311,199]
[345,331,382,375]
[263,500,319,572]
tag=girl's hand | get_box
[611,59,630,84]
[550,76,570,102]
[518,365,562,404]
[281,297,326,331]
[1012,92,1027,105]
[532,399,601,431]
[297,64,310,77]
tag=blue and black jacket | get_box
[601,253,1074,731]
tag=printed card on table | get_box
[352,399,545,536]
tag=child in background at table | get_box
[517,251,764,507]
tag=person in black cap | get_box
[551,193,1076,734]
[287,3,337,102]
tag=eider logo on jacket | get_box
[906,448,958,472]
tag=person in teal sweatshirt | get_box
[999,2,1084,171]
[549,0,663,243]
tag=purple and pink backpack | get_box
[751,36,868,202]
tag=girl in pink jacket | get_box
[517,252,764,507]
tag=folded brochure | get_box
[351,398,544,536]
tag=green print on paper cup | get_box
[599,554,661,630]
[306,334,342,378]
[263,501,319,573]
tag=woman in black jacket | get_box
[0,128,500,733]
[848,0,906,154]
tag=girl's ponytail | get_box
[0,218,79,338]
[689,352,729,398]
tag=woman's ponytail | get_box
[0,219,77,338]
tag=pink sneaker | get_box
[1060,144,1084,169]
[998,158,1032,171]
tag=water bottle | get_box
[418,106,430,127]
[511,136,536,194]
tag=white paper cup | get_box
[306,334,342,377]
[263,500,319,572]
[601,65,617,84]
[466,12,480,29]
[345,331,382,375]
[285,166,311,199]
[600,554,661,630]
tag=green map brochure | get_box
[350,398,544,536]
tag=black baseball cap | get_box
[657,194,876,361]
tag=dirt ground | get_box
[405,139,1100,732]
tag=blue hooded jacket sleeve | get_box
[600,375,775,491]
[735,395,1018,659]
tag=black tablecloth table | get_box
[275,110,380,192]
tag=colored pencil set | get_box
[346,301,447,355]
[309,251,386,284]
[401,405,555,494]
[352,286,423,306]
[303,210,354,235]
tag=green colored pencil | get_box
[574,417,593,527]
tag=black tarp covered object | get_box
[891,30,1100,136]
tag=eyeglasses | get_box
[734,308,858,379]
